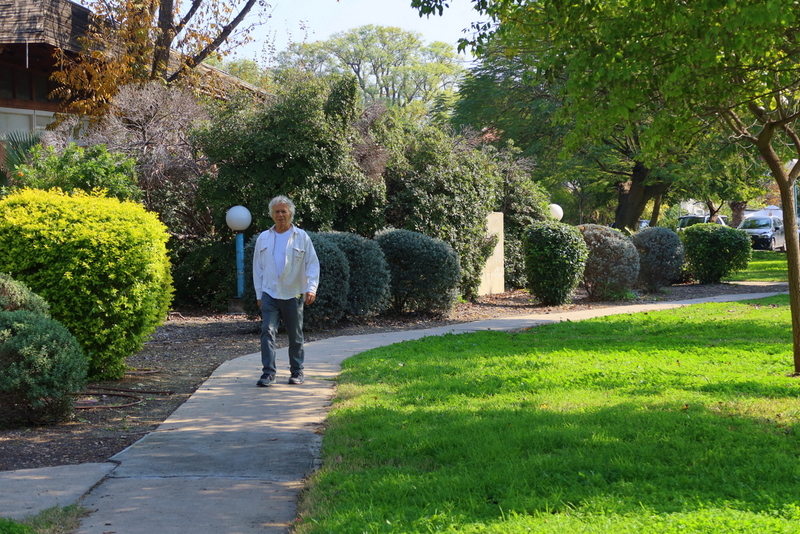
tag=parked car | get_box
[738,216,786,251]
[676,214,728,231]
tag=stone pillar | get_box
[478,212,504,295]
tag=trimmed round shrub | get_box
[578,224,640,300]
[375,229,460,314]
[631,227,685,292]
[0,310,87,427]
[242,231,350,326]
[0,273,50,316]
[682,223,751,284]
[322,231,390,317]
[523,221,588,306]
[0,189,173,380]
[306,232,349,325]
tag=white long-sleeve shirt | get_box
[253,225,320,300]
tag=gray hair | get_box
[269,195,295,222]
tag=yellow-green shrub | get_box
[0,189,173,380]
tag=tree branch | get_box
[169,0,260,82]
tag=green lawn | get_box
[725,250,789,282]
[297,296,800,533]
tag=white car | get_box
[676,214,728,231]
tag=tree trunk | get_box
[706,199,722,223]
[649,194,662,227]
[729,201,748,228]
[613,162,670,230]
[756,143,800,375]
[151,0,175,81]
[776,179,800,375]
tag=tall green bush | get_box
[380,122,500,300]
[0,273,49,316]
[0,310,87,426]
[171,236,236,312]
[12,143,142,201]
[523,221,588,305]
[578,224,640,300]
[323,231,390,317]
[242,233,261,319]
[375,229,460,314]
[0,189,173,380]
[682,223,751,284]
[193,75,386,236]
[631,226,684,291]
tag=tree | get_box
[52,0,270,116]
[378,122,501,300]
[672,135,771,227]
[453,46,768,230]
[453,48,678,229]
[193,73,386,236]
[218,58,273,90]
[414,0,800,373]
[275,25,465,116]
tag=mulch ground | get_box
[0,283,785,471]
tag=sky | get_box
[234,0,483,63]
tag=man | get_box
[252,195,320,386]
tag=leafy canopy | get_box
[414,0,800,372]
[275,25,465,119]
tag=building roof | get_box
[0,0,267,102]
[0,0,90,53]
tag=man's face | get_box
[271,203,291,226]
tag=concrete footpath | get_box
[0,289,786,533]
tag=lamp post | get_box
[225,205,252,312]
[548,203,564,221]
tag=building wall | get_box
[0,105,57,137]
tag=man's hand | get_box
[257,300,261,308]
[305,292,316,305]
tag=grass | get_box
[0,505,88,534]
[296,295,800,533]
[725,251,789,282]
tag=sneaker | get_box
[288,371,304,385]
[256,374,275,387]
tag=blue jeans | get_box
[260,293,305,376]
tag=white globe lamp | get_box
[225,205,252,232]
[548,203,564,221]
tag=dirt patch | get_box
[0,283,785,471]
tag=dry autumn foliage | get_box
[51,0,270,117]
